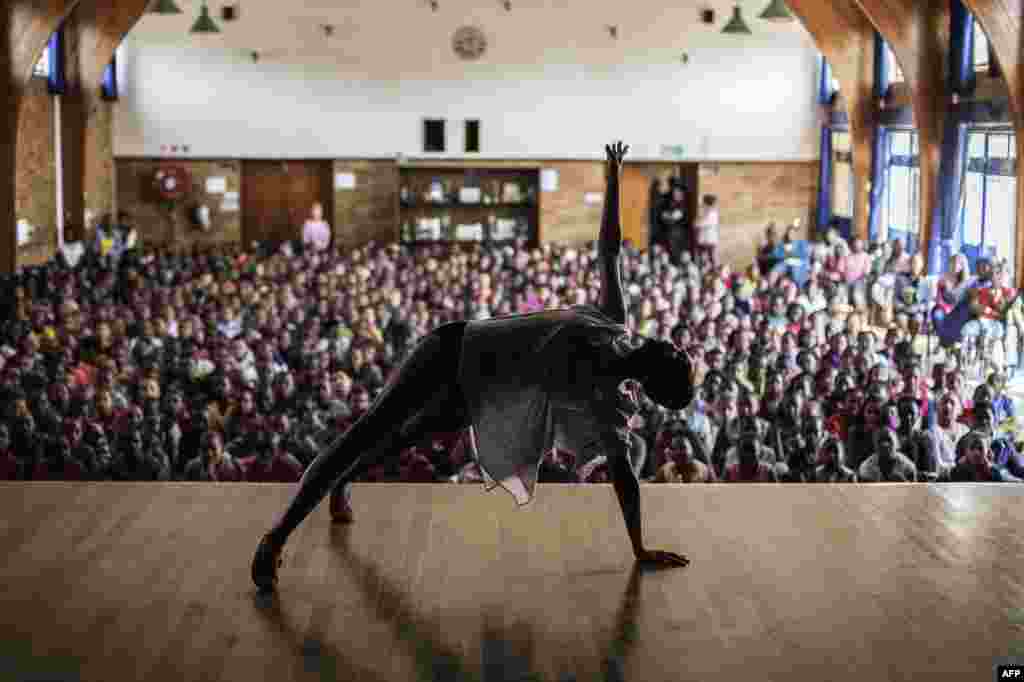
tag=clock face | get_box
[452,25,487,60]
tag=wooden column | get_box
[787,0,877,242]
[961,0,1024,280]
[2,1,80,274]
[63,0,149,242]
[850,0,952,268]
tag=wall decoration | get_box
[334,172,356,190]
[16,219,35,246]
[221,192,240,212]
[205,176,227,194]
[540,168,559,192]
[452,26,487,60]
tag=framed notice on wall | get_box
[206,177,228,194]
[335,172,356,190]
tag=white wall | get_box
[114,39,822,161]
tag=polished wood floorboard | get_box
[0,482,1021,681]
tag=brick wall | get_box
[115,158,241,251]
[538,160,606,245]
[83,91,114,233]
[109,157,817,262]
[696,161,818,269]
[332,159,399,248]
[15,78,57,267]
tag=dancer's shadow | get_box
[253,523,676,682]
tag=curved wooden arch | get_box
[960,0,1024,279]
[787,0,877,241]
[849,0,951,268]
[2,0,82,274]
[60,0,150,243]
[69,0,150,92]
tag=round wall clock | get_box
[452,25,487,60]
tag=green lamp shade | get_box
[149,0,183,14]
[759,0,795,22]
[191,4,221,33]
[722,5,753,34]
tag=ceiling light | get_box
[759,0,795,22]
[149,0,182,14]
[190,3,221,33]
[722,5,752,34]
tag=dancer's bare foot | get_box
[330,488,354,523]
[251,533,285,592]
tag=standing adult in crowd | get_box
[652,177,688,265]
[302,202,332,253]
[693,194,719,269]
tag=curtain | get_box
[873,32,889,100]
[949,0,977,97]
[867,126,889,243]
[817,126,833,231]
[46,26,65,95]
[930,114,968,275]
[101,53,118,101]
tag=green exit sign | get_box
[660,145,686,158]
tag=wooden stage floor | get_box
[0,482,1021,682]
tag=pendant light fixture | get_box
[759,0,795,23]
[722,5,752,34]
[191,3,221,33]
[149,0,183,14]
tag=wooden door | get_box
[621,163,689,252]
[620,164,651,251]
[243,161,332,246]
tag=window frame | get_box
[830,128,855,220]
[32,43,50,79]
[882,128,920,253]
[972,19,991,73]
[962,127,1017,276]
[884,42,905,85]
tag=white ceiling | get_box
[126,0,817,78]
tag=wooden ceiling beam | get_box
[849,0,951,269]
[786,0,877,242]
[2,0,81,274]
[67,0,149,93]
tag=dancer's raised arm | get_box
[598,141,629,324]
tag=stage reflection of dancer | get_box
[252,142,695,591]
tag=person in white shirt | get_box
[693,195,720,269]
[301,202,332,252]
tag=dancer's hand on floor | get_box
[636,548,690,568]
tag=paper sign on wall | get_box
[540,168,559,192]
[206,177,228,194]
[583,192,604,206]
[221,191,240,212]
[335,172,356,190]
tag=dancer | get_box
[252,142,695,591]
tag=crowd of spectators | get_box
[1,216,1022,486]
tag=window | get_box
[465,119,480,153]
[830,130,854,219]
[973,20,990,72]
[32,44,50,79]
[963,129,1017,276]
[885,42,905,84]
[423,119,445,153]
[881,129,919,253]
[819,55,839,102]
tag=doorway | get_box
[242,160,333,246]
